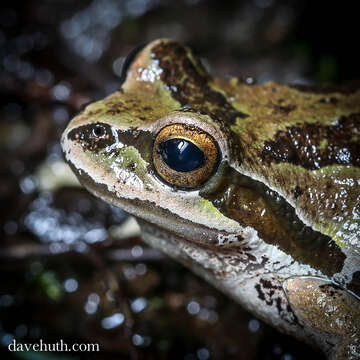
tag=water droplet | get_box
[197,348,210,360]
[248,318,260,333]
[131,245,143,258]
[132,333,144,346]
[187,300,200,315]
[101,313,125,329]
[0,294,14,307]
[63,278,78,293]
[51,81,71,101]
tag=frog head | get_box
[61,39,246,247]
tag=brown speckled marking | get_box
[272,104,297,114]
[293,186,303,199]
[68,123,155,164]
[262,113,360,169]
[68,123,115,152]
[319,97,338,105]
[255,278,299,325]
[152,41,249,125]
[186,240,269,279]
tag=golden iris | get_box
[153,123,220,189]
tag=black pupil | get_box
[159,138,205,172]
[93,125,105,137]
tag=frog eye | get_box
[153,124,220,189]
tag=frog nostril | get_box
[93,125,106,138]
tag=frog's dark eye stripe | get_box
[153,124,220,189]
[119,43,147,86]
[68,122,114,152]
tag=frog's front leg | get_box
[283,276,360,360]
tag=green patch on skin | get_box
[86,145,155,189]
[217,81,360,150]
[319,223,345,249]
[316,166,360,248]
[85,90,179,127]
[317,163,360,179]
[262,161,360,250]
[116,145,151,179]
[318,138,328,150]
[316,226,344,249]
[72,86,180,131]
[197,197,239,228]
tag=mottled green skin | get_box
[62,39,360,359]
[219,78,360,249]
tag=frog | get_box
[61,39,360,359]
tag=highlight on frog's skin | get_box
[152,123,220,189]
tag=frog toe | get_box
[283,276,360,360]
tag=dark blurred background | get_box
[1,1,359,359]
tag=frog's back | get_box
[217,79,360,255]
